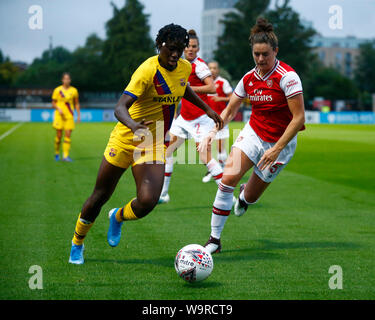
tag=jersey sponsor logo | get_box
[248,89,273,102]
[153,96,183,103]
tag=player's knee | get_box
[135,193,158,217]
[220,175,237,188]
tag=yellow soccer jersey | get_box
[111,56,192,145]
[52,85,79,119]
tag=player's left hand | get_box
[197,130,216,153]
[77,115,81,124]
[206,109,223,131]
[257,146,281,171]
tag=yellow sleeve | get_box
[123,60,153,100]
[52,88,59,101]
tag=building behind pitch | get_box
[201,0,372,80]
[201,0,238,62]
[311,35,371,79]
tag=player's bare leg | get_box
[69,158,125,263]
[217,138,228,168]
[81,158,126,222]
[131,163,165,217]
[107,162,165,247]
[197,141,223,185]
[234,171,270,217]
[159,133,185,203]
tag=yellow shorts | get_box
[104,135,166,169]
[52,113,75,131]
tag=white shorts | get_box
[214,125,229,140]
[169,114,215,143]
[232,122,297,183]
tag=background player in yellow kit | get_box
[68,24,223,264]
[52,72,81,162]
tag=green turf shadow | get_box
[181,281,222,289]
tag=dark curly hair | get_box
[249,17,278,50]
[155,23,190,49]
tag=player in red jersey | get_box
[199,18,306,254]
[159,30,224,203]
[202,61,233,183]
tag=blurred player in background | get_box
[159,30,223,204]
[199,18,305,254]
[202,61,233,183]
[52,72,80,162]
[68,24,223,264]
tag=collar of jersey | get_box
[189,56,199,64]
[157,55,179,72]
[254,59,279,81]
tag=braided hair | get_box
[156,23,190,49]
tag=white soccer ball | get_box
[174,244,214,282]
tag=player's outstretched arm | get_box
[219,93,243,129]
[197,94,242,153]
[190,76,216,94]
[183,85,223,130]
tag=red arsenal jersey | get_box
[180,57,212,120]
[234,59,305,143]
[208,76,233,114]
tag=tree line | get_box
[0,0,374,110]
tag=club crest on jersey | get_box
[109,148,117,157]
[180,78,186,86]
[267,79,273,88]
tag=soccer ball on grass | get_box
[174,244,214,282]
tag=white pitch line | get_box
[0,122,24,141]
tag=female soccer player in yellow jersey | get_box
[52,72,80,162]
[68,24,223,264]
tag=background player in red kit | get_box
[199,18,306,254]
[159,30,224,203]
[202,61,233,183]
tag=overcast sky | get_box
[0,0,374,63]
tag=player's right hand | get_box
[131,119,153,140]
[58,108,65,120]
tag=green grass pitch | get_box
[0,121,374,299]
